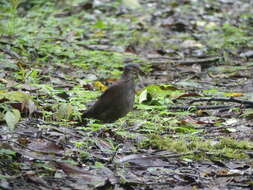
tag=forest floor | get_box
[0,0,253,189]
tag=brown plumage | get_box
[82,63,143,123]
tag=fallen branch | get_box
[149,56,221,65]
[168,105,232,111]
[189,97,253,107]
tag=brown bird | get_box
[82,63,144,123]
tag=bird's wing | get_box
[86,81,125,115]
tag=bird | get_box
[82,63,144,123]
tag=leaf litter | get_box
[0,0,253,189]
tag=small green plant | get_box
[207,23,252,52]
[0,0,21,35]
[222,24,251,48]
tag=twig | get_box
[149,56,221,65]
[0,47,21,59]
[174,56,221,65]
[116,151,199,164]
[157,151,200,159]
[189,97,253,107]
[168,105,232,111]
[197,125,233,131]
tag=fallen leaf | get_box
[122,0,141,9]
[4,109,21,130]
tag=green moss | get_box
[214,137,253,150]
[144,134,188,152]
[141,135,252,160]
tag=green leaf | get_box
[0,91,32,102]
[4,109,21,130]
[93,20,106,29]
[0,149,16,156]
[0,91,36,115]
[138,89,147,103]
[122,0,141,9]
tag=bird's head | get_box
[122,63,145,79]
